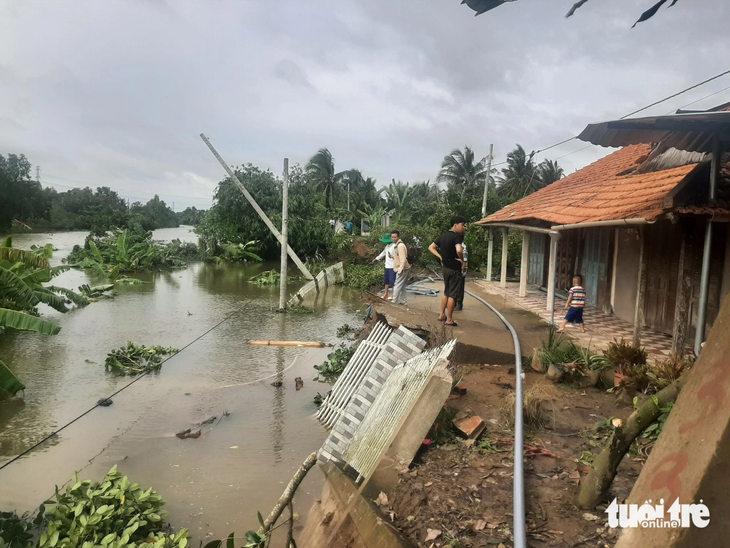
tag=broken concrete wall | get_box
[298,462,414,548]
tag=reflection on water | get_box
[0,227,361,544]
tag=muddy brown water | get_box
[0,227,362,544]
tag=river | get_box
[0,226,362,545]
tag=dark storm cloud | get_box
[0,0,728,208]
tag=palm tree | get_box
[305,148,346,210]
[437,146,489,200]
[497,144,540,201]
[381,180,411,224]
[538,159,564,186]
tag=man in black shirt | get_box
[428,216,466,326]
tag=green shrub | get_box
[0,510,42,548]
[344,264,384,292]
[40,466,188,548]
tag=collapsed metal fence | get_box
[316,321,393,428]
[317,324,427,466]
[287,262,345,308]
[342,340,456,483]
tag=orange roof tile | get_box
[477,144,698,226]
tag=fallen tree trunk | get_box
[259,452,317,534]
[576,374,688,510]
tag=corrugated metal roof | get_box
[578,111,730,153]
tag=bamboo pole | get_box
[248,340,331,348]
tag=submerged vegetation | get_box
[314,345,356,381]
[104,342,179,376]
[67,228,200,280]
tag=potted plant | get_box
[546,361,566,382]
[587,355,611,387]
[603,339,648,388]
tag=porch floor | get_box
[473,280,676,360]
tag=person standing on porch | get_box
[371,236,395,300]
[391,231,411,306]
[558,275,586,333]
[429,216,466,326]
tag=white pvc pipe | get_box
[465,288,525,548]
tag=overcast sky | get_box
[1,0,729,210]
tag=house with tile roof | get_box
[476,104,730,356]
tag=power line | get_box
[621,68,730,119]
[490,67,730,168]
[0,309,242,472]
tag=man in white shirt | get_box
[371,236,396,300]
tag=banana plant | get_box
[0,238,80,397]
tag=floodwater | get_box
[0,227,362,545]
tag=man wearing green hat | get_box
[371,236,396,300]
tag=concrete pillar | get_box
[633,225,648,347]
[500,228,509,289]
[486,229,494,282]
[519,231,530,297]
[546,231,561,314]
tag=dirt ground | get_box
[367,280,650,548]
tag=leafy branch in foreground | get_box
[39,465,188,548]
[104,343,179,376]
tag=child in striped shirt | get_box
[558,275,586,333]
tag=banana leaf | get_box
[47,285,90,307]
[0,358,25,396]
[22,265,70,285]
[0,308,61,335]
[33,288,69,313]
[0,248,50,270]
[0,267,39,310]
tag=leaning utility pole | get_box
[200,134,314,280]
[482,144,494,281]
[481,143,493,219]
[279,158,290,311]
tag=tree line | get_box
[1,143,564,270]
[0,153,206,233]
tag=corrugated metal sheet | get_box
[316,322,392,428]
[342,340,457,483]
[578,111,730,153]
